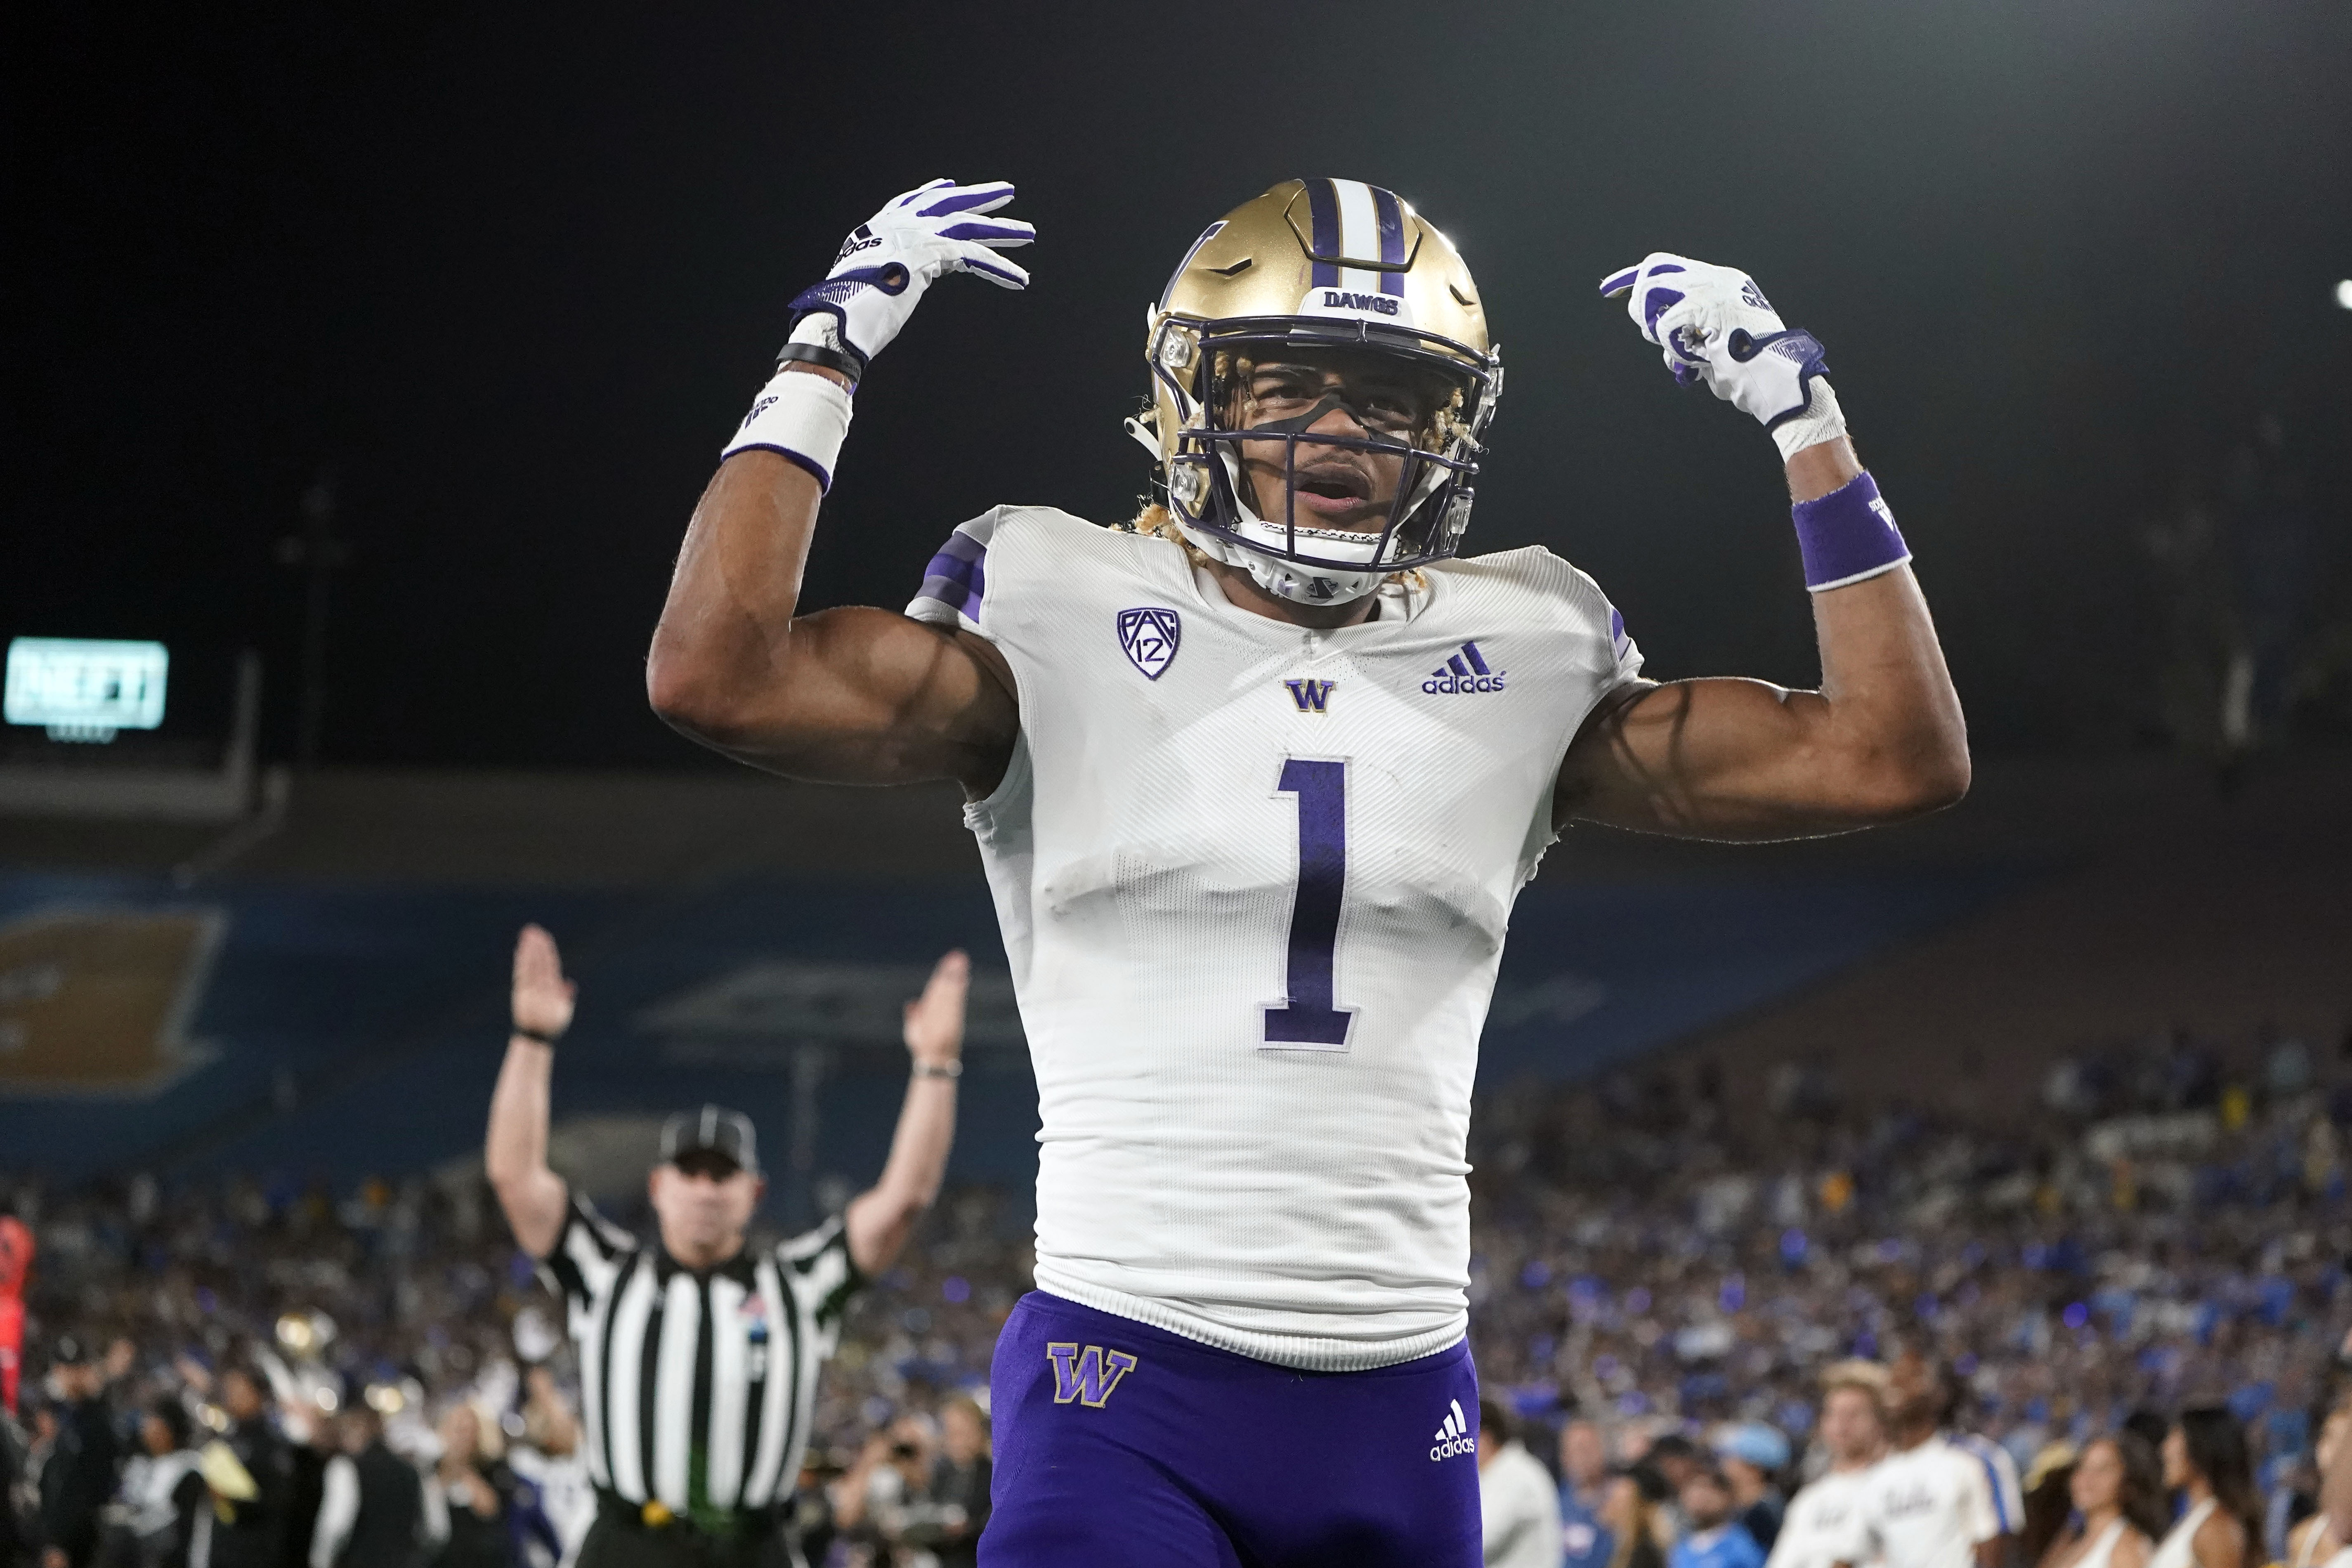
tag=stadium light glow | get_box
[3,637,168,742]
[2337,279,2352,310]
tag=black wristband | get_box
[513,1025,562,1046]
[775,340,864,384]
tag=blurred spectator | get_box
[418,1407,507,1568]
[2153,1409,2257,1568]
[1559,1419,1620,1568]
[2281,1396,2350,1568]
[2016,1444,2078,1568]
[1647,1436,1701,1543]
[108,1401,203,1568]
[1670,1461,1764,1568]
[909,1396,989,1568]
[503,1372,588,1568]
[40,1337,123,1568]
[1767,1364,1884,1568]
[1714,1423,1789,1552]
[308,1407,420,1568]
[2034,1433,2163,1568]
[1481,1398,1565,1568]
[782,1455,840,1568]
[1848,1353,2000,1568]
[5,1402,35,1568]
[1,1214,31,1417]
[832,1415,940,1566]
[206,1364,295,1568]
[1606,1462,1674,1568]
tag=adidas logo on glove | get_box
[1422,641,1506,695]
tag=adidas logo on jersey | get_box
[1429,1398,1477,1462]
[1422,641,1505,694]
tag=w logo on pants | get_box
[1044,1342,1139,1408]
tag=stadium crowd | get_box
[2,1024,2347,1568]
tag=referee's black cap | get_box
[659,1104,760,1176]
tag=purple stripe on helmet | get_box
[1371,185,1406,297]
[1462,641,1490,676]
[1305,179,1340,290]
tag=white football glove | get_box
[785,178,1034,375]
[1600,253,1845,460]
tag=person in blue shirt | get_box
[1716,1422,1792,1553]
[1559,1420,1620,1568]
[1670,1461,1768,1568]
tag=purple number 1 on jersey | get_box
[1263,759,1355,1048]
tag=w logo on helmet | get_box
[1044,1343,1139,1408]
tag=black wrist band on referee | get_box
[514,1025,563,1046]
[912,1060,961,1080]
[775,341,864,384]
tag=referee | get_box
[486,923,968,1568]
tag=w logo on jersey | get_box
[1422,641,1506,695]
[1044,1343,1138,1408]
[1117,607,1181,680]
[1283,678,1336,713]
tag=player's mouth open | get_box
[1290,465,1375,520]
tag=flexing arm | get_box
[484,923,573,1257]
[648,444,1017,789]
[843,950,969,1277]
[646,180,1030,793]
[1558,437,1967,837]
[1557,254,1967,839]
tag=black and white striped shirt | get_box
[537,1190,859,1518]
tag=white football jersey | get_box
[907,507,1641,1370]
[1856,1438,2001,1568]
[1768,1466,1881,1568]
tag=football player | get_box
[647,177,1967,1567]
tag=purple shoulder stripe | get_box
[913,524,990,623]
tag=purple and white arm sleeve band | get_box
[1792,470,1910,592]
[721,368,854,492]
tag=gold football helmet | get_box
[1135,178,1503,603]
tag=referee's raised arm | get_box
[843,949,970,1278]
[487,923,573,1258]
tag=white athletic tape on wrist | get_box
[722,369,854,491]
[1770,378,1847,463]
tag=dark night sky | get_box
[10,3,2350,767]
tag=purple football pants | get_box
[980,1291,1483,1568]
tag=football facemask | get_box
[1138,179,1503,605]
